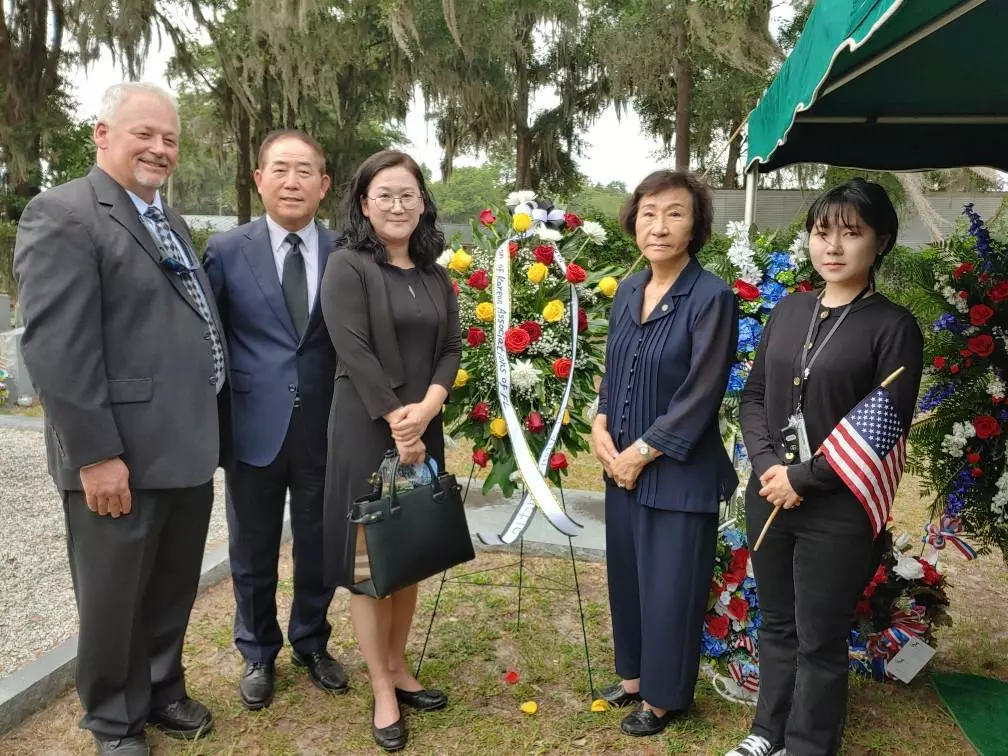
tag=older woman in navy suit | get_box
[592,170,739,736]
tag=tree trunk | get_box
[723,117,742,188]
[513,21,534,190]
[236,105,252,224]
[673,52,693,172]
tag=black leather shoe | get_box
[619,705,681,736]
[597,682,642,708]
[147,696,213,740]
[93,735,150,755]
[395,687,448,711]
[240,661,276,710]
[292,649,349,694]
[372,700,408,752]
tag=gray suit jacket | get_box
[13,166,230,491]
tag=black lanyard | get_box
[795,286,870,411]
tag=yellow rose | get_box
[475,302,495,322]
[453,368,469,388]
[512,213,532,233]
[597,276,618,298]
[448,249,472,274]
[542,299,565,322]
[562,409,571,425]
[527,263,548,284]
[489,418,508,438]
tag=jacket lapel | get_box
[242,218,298,341]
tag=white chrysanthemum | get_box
[506,190,536,208]
[988,371,1006,400]
[580,220,606,245]
[511,359,542,391]
[789,231,809,267]
[536,227,562,242]
[436,249,453,267]
[509,471,523,483]
[993,471,1008,516]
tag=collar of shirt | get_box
[126,189,163,217]
[265,214,320,311]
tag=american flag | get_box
[820,387,907,536]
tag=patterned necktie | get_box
[282,233,309,337]
[142,205,225,390]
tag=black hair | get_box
[257,129,326,173]
[342,150,444,268]
[619,169,714,257]
[805,178,899,269]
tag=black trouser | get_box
[226,407,334,664]
[746,480,884,756]
[63,483,212,739]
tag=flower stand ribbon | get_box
[923,515,978,560]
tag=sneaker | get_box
[726,734,785,756]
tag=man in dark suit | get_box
[13,83,228,755]
[203,129,347,710]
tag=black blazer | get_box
[320,245,461,420]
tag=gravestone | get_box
[0,327,34,403]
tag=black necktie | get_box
[282,233,308,337]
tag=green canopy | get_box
[745,0,1008,174]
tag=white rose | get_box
[893,556,925,581]
[436,249,453,267]
[536,227,562,242]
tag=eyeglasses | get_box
[367,192,421,211]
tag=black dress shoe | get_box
[619,705,681,736]
[395,687,448,711]
[147,696,214,740]
[597,682,642,708]
[292,649,349,694]
[372,700,408,752]
[240,661,276,710]
[93,735,150,755]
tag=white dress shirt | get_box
[265,215,319,313]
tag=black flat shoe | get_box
[240,661,276,710]
[597,682,642,708]
[619,705,681,737]
[372,700,408,752]
[395,687,448,711]
[147,696,213,740]
[292,649,349,694]
[93,735,150,755]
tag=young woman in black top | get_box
[728,179,923,756]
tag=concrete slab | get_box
[0,416,43,432]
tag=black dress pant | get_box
[63,483,212,739]
[746,479,884,756]
[226,407,335,664]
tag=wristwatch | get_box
[636,441,652,459]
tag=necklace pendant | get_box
[408,284,416,298]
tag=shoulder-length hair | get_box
[342,150,444,268]
[619,170,714,257]
[805,178,899,269]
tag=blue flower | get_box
[945,465,977,517]
[933,313,967,335]
[742,577,759,609]
[766,252,792,278]
[919,383,956,412]
[738,317,762,354]
[759,279,788,309]
[723,528,746,550]
[964,203,995,270]
[701,630,728,659]
[727,362,748,393]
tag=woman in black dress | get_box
[320,150,461,752]
[728,179,923,756]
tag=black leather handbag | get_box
[349,454,475,599]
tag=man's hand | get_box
[79,458,132,517]
[759,465,802,509]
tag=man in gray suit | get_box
[13,82,228,755]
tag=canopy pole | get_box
[744,166,758,228]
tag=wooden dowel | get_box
[752,504,781,551]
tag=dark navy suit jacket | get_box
[204,218,341,468]
[599,257,739,513]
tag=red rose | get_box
[951,364,961,374]
[534,245,554,265]
[564,212,582,230]
[967,451,981,465]
[920,560,942,587]
[996,396,1004,405]
[710,577,726,597]
[519,320,542,342]
[854,599,873,619]
[961,349,973,358]
[577,308,588,333]
[472,448,491,468]
[470,402,491,423]
[990,282,1008,303]
[968,334,995,357]
[730,546,750,575]
[525,411,545,433]
[972,467,984,478]
[467,327,486,348]
[508,241,519,259]
[549,452,568,471]
[795,280,814,293]
[706,614,731,640]
[565,263,587,284]
[952,262,974,280]
[479,209,497,226]
[451,280,460,296]
[727,596,749,622]
[552,357,573,379]
[504,327,531,355]
[974,414,1001,439]
[932,356,947,370]
[971,304,994,326]
[959,291,969,300]
[467,269,489,290]
[734,279,761,301]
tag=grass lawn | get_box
[0,403,42,417]
[2,456,1006,753]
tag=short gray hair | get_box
[98,82,180,128]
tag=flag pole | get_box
[752,365,906,552]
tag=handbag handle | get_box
[384,454,443,516]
